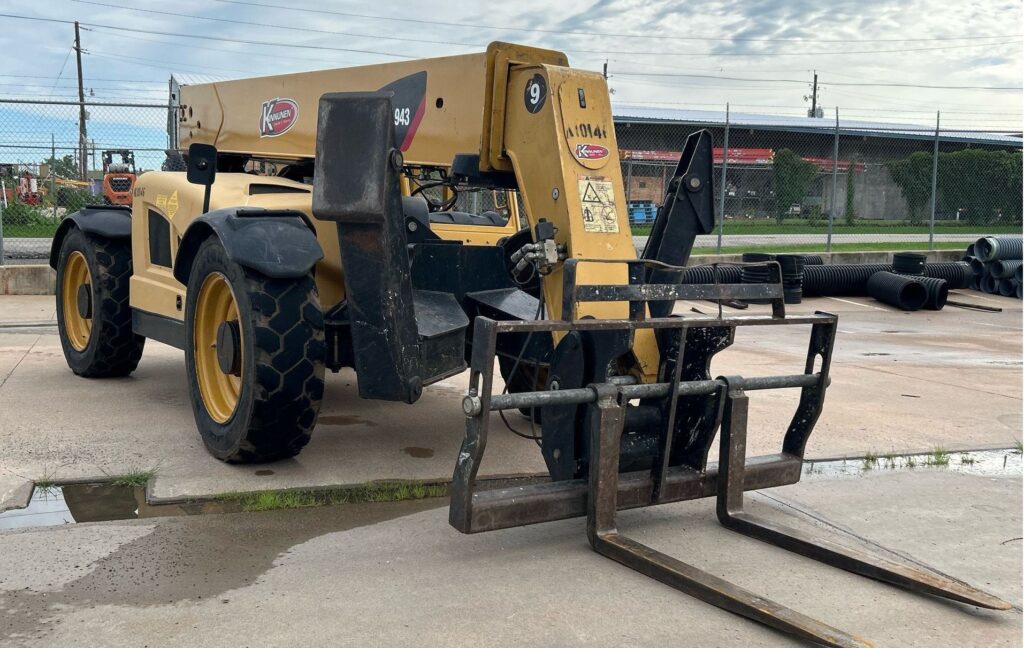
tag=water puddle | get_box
[803,448,1022,481]
[0,483,216,531]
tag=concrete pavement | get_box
[0,467,1019,647]
[0,291,1021,507]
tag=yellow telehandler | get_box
[49,42,1008,645]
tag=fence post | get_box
[827,107,839,253]
[717,103,729,254]
[0,181,5,267]
[928,111,940,251]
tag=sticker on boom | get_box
[259,97,299,137]
[575,143,609,161]
[578,176,619,233]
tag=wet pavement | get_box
[0,292,1020,509]
[0,468,1018,647]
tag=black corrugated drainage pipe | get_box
[975,236,1023,262]
[892,252,926,275]
[802,263,891,296]
[922,261,973,289]
[682,265,742,285]
[998,278,1016,297]
[914,276,949,310]
[981,274,1000,294]
[990,259,1022,279]
[867,271,928,311]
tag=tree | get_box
[886,152,932,224]
[772,149,818,223]
[937,149,1022,225]
[41,154,78,179]
[844,163,857,226]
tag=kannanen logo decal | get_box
[575,143,609,160]
[260,98,299,137]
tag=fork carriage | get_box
[450,258,1009,648]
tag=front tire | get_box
[55,227,145,377]
[184,237,325,463]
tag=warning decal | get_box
[578,176,619,233]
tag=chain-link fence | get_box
[1,98,1021,262]
[0,99,171,261]
[617,106,1023,255]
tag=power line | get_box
[0,74,161,84]
[62,3,1024,58]
[47,46,74,99]
[612,71,1023,90]
[72,0,481,51]
[206,0,1023,44]
[87,27,366,68]
[0,13,417,59]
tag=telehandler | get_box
[50,42,1009,645]
[100,149,137,206]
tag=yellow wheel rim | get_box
[194,272,243,424]
[61,251,93,352]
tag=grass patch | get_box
[690,241,969,255]
[905,455,917,469]
[224,480,450,513]
[926,447,950,467]
[861,450,879,470]
[1014,439,1023,454]
[632,221,1020,237]
[959,454,976,466]
[110,469,156,488]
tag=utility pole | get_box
[808,70,818,118]
[602,60,608,80]
[74,21,88,182]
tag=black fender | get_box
[173,207,323,284]
[48,205,132,269]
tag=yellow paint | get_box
[161,43,662,380]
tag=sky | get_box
[0,0,1021,169]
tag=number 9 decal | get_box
[524,74,547,114]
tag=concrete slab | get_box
[0,469,1018,647]
[0,475,32,513]
[0,293,1019,503]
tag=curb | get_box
[0,264,55,295]
[0,251,964,296]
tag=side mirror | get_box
[186,143,217,213]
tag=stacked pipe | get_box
[963,236,1023,299]
[739,252,774,304]
[776,255,806,304]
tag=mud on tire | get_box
[55,227,145,377]
[185,237,325,463]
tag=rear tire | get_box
[184,237,325,463]
[55,227,145,377]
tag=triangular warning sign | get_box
[580,182,602,203]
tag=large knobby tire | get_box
[184,237,325,463]
[55,227,145,377]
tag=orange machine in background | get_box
[101,150,136,205]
